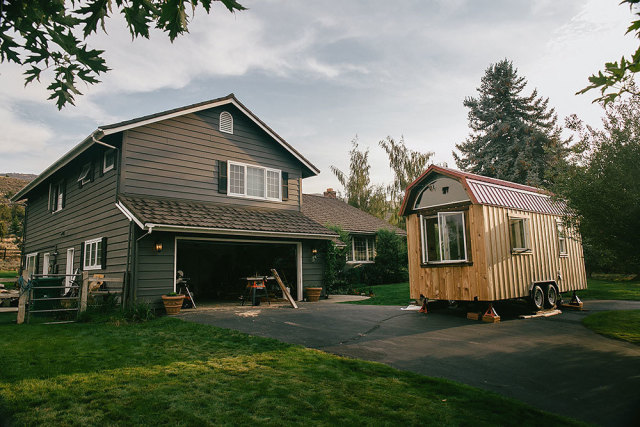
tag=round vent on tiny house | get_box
[219,111,233,134]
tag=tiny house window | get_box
[83,238,103,270]
[219,111,233,134]
[421,212,467,263]
[348,236,375,263]
[509,217,531,253]
[49,180,65,212]
[103,149,115,173]
[227,161,281,201]
[557,222,567,256]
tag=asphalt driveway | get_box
[180,300,640,426]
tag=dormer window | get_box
[219,111,233,134]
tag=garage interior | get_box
[176,240,298,302]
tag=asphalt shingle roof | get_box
[119,195,337,238]
[301,194,406,235]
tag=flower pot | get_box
[305,287,322,302]
[162,294,185,315]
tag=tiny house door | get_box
[65,248,75,293]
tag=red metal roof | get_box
[400,165,565,216]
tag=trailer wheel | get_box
[544,284,558,309]
[530,284,545,311]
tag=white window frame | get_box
[557,221,568,257]
[51,181,65,212]
[347,235,375,264]
[420,211,468,264]
[78,163,92,186]
[509,215,532,254]
[83,237,103,271]
[227,160,281,201]
[25,252,38,277]
[42,253,50,276]
[103,149,115,173]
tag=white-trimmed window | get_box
[509,216,531,253]
[421,211,468,263]
[348,235,375,263]
[227,161,281,201]
[557,222,567,256]
[103,149,115,173]
[83,238,103,270]
[77,162,93,186]
[49,181,65,212]
[219,111,233,134]
[25,253,38,277]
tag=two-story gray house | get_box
[12,94,338,304]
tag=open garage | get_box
[176,238,300,302]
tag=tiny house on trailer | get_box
[399,165,587,311]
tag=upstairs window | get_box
[49,180,65,212]
[348,235,375,263]
[77,162,93,187]
[557,222,567,256]
[219,111,233,134]
[227,161,281,201]
[421,212,468,263]
[103,149,115,173]
[509,217,531,253]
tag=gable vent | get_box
[219,111,233,134]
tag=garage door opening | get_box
[176,239,298,302]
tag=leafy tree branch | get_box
[0,0,245,109]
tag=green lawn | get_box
[574,278,640,301]
[345,282,411,306]
[582,310,640,345]
[0,315,581,426]
[0,270,17,278]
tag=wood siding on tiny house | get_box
[406,203,587,302]
[119,105,303,210]
[22,143,130,292]
[482,205,587,300]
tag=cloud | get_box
[0,107,52,154]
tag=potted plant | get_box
[305,287,322,302]
[161,292,185,315]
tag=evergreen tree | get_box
[453,59,567,187]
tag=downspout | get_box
[123,221,134,307]
[19,201,28,274]
[131,226,153,303]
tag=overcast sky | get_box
[0,0,636,194]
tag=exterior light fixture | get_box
[311,248,318,262]
[154,242,163,253]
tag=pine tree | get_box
[453,60,567,187]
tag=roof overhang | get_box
[11,94,320,202]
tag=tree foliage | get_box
[379,135,432,227]
[577,0,640,105]
[555,90,640,273]
[0,0,245,109]
[331,136,388,220]
[453,59,568,187]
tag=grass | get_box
[0,316,581,426]
[0,270,17,278]
[345,282,411,306]
[574,278,640,301]
[582,310,640,344]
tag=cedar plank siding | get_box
[120,105,302,210]
[23,143,130,291]
[134,232,175,301]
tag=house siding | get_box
[120,105,302,210]
[302,240,324,289]
[22,144,130,292]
